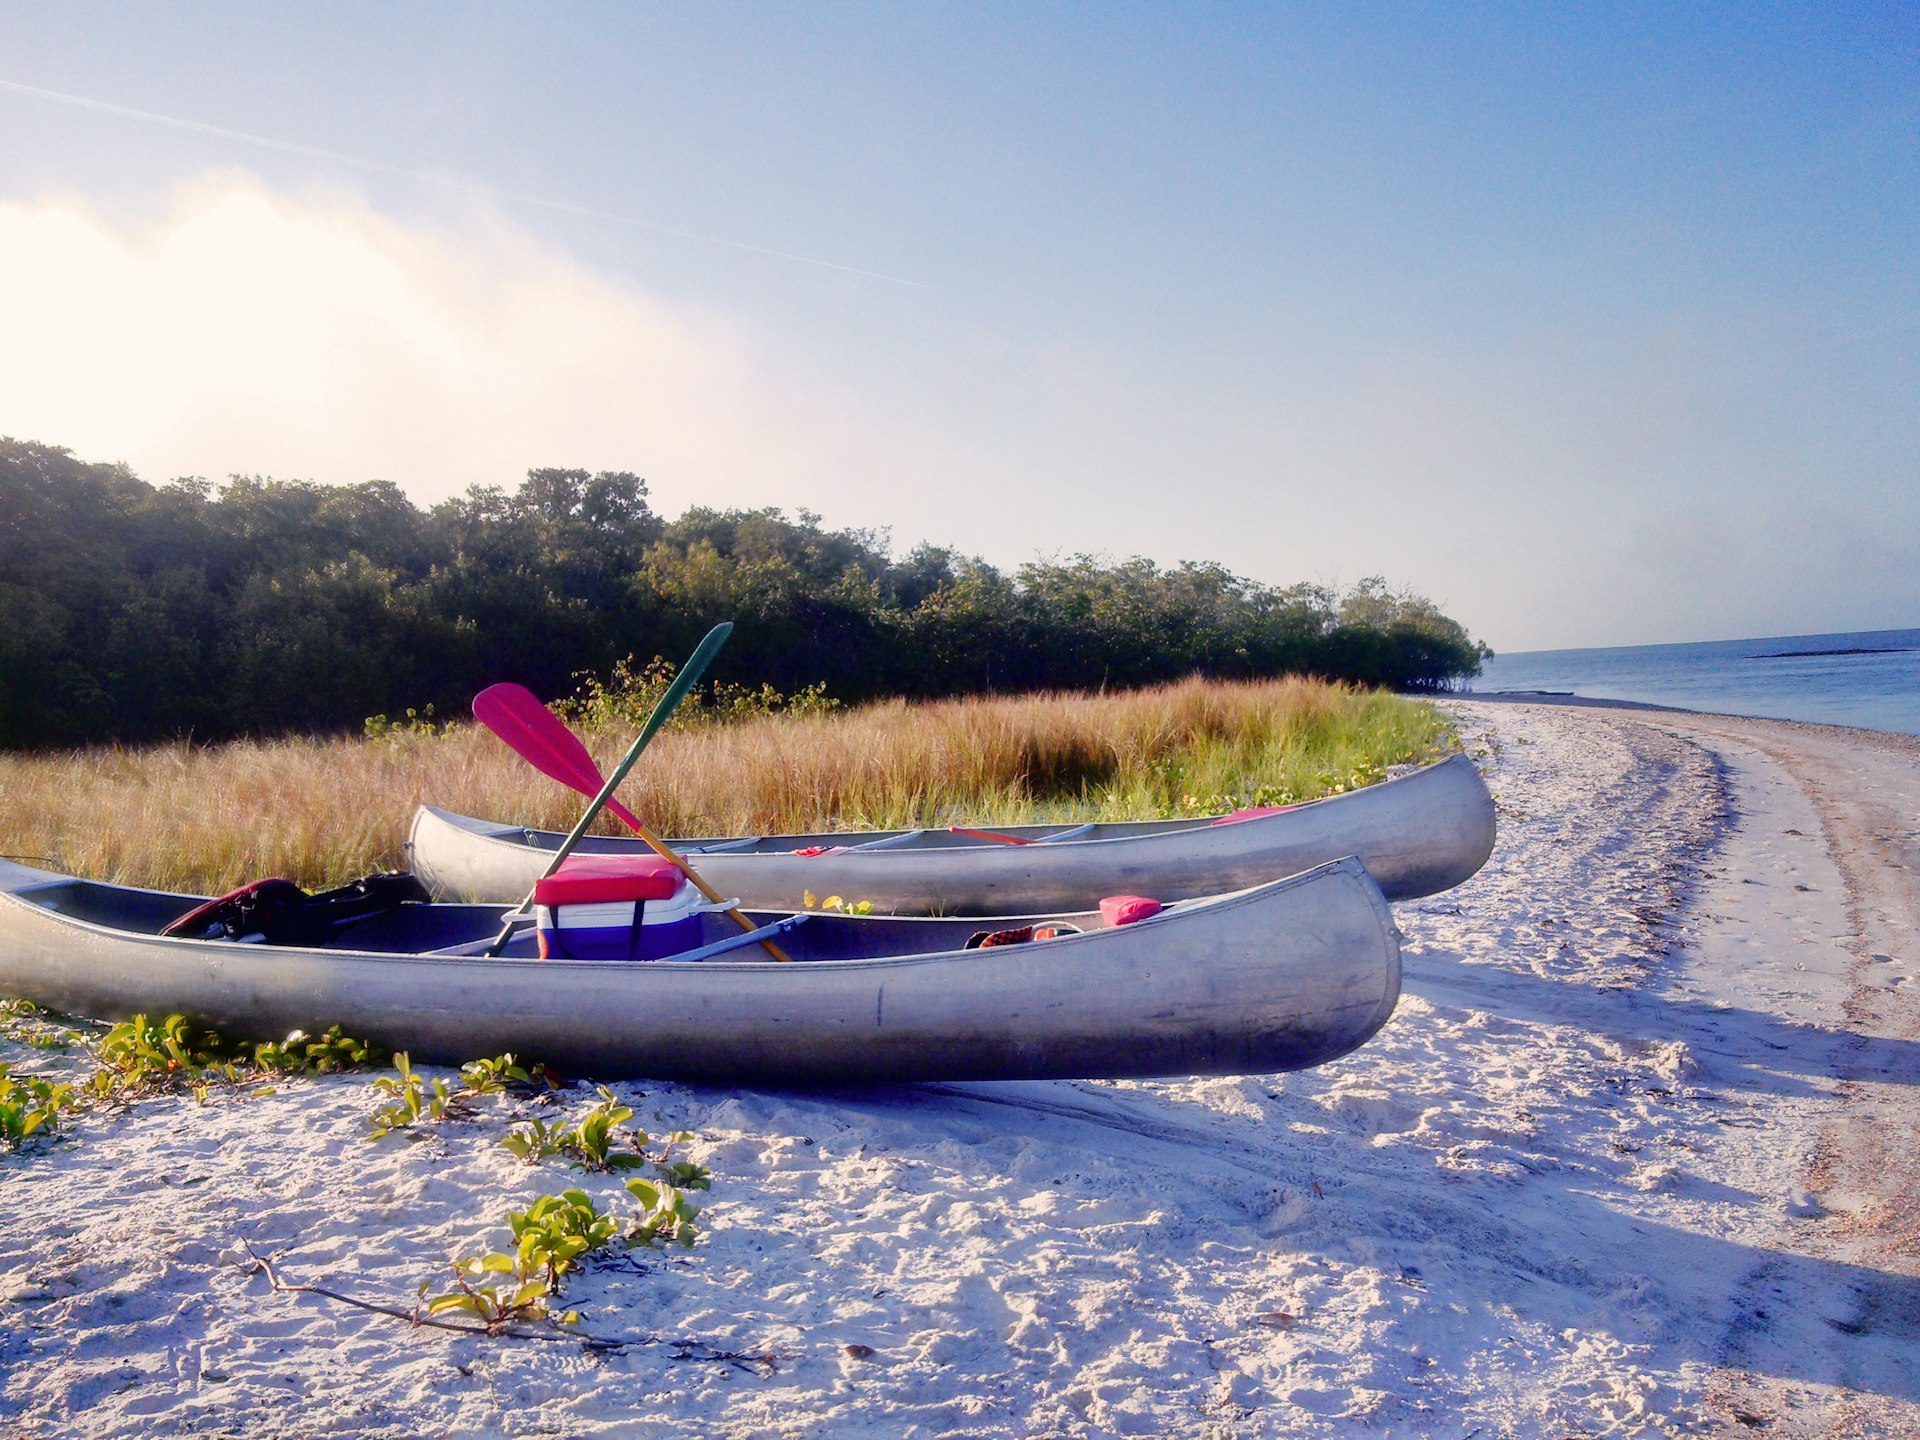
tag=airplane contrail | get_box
[0,78,930,288]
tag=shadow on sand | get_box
[1401,945,1920,1100]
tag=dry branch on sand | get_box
[237,1244,781,1372]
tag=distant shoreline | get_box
[1465,688,1687,709]
[1481,625,1920,664]
[1749,646,1914,659]
[1459,689,1920,748]
[1460,689,1697,717]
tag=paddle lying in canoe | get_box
[408,752,1496,914]
[0,851,1401,1084]
[472,625,790,961]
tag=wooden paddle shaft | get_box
[630,823,792,963]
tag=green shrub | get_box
[89,1013,382,1107]
[0,999,82,1052]
[253,1025,387,1075]
[362,705,458,741]
[555,654,841,732]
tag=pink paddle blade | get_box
[472,683,645,834]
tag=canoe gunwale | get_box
[409,752,1496,910]
[0,858,1317,976]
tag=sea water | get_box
[1470,627,1920,737]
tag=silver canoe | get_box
[410,752,1494,913]
[0,855,1400,1084]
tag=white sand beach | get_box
[2,700,1916,1438]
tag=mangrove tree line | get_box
[0,438,1488,748]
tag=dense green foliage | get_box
[1,437,1488,747]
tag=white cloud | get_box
[3,172,1910,653]
[0,172,880,507]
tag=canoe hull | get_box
[410,752,1495,913]
[0,858,1400,1084]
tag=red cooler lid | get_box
[533,854,686,906]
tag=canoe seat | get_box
[962,921,1082,949]
[1099,896,1163,926]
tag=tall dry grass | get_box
[0,677,1456,894]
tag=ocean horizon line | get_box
[1489,623,1920,663]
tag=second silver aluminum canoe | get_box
[0,856,1400,1084]
[411,752,1494,913]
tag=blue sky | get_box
[1,2,1913,651]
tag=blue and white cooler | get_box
[532,854,704,961]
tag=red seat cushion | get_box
[533,854,685,906]
[1099,895,1163,926]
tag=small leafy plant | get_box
[499,1090,714,1189]
[562,1089,647,1171]
[371,1052,566,1139]
[502,1087,647,1171]
[253,1025,386,1075]
[368,1053,451,1137]
[86,1013,243,1105]
[422,1189,618,1331]
[652,1131,712,1194]
[511,1190,621,1288]
[422,1166,707,1334]
[424,1251,574,1331]
[623,1175,702,1248]
[0,999,82,1052]
[87,1014,384,1107]
[458,1053,560,1096]
[0,1062,73,1150]
[498,1115,566,1164]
